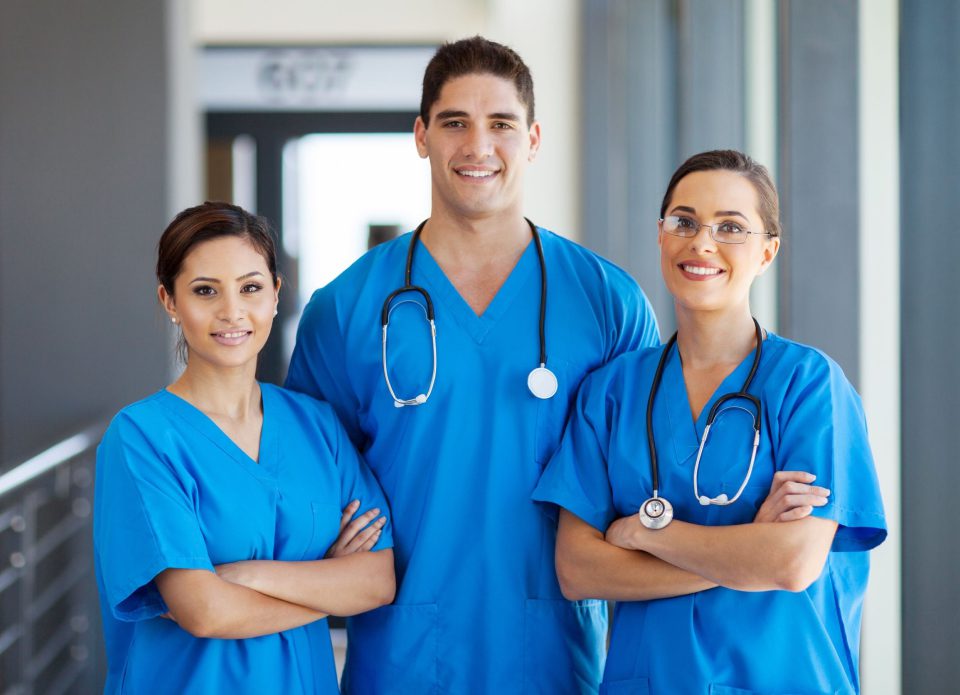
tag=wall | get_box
[195,0,582,239]
[0,0,195,466]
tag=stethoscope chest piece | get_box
[528,365,558,400]
[639,496,673,530]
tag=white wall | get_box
[858,0,901,691]
[195,0,582,239]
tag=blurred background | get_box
[0,0,954,692]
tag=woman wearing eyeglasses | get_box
[534,150,886,695]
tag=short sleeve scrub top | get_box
[534,334,887,695]
[93,384,393,694]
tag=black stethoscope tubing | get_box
[380,218,553,405]
[641,318,763,526]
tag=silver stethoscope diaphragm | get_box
[639,495,673,530]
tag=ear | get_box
[274,276,282,304]
[757,236,781,275]
[158,284,176,320]
[414,116,429,159]
[527,120,542,162]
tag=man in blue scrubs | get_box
[286,36,659,693]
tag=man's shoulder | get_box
[538,227,640,293]
[302,233,410,316]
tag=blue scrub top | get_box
[533,334,887,695]
[93,384,393,695]
[286,228,659,694]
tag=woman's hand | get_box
[325,500,386,558]
[754,471,830,523]
[605,514,643,551]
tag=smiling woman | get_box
[92,201,396,694]
[534,150,886,694]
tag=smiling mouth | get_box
[455,168,498,179]
[680,264,724,276]
[213,330,252,339]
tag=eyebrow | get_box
[189,271,264,284]
[434,109,521,122]
[668,205,749,221]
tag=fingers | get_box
[338,500,360,533]
[341,507,381,542]
[778,505,813,522]
[344,516,387,554]
[781,492,829,509]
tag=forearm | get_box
[556,510,715,601]
[218,549,396,616]
[633,517,837,592]
[156,569,326,639]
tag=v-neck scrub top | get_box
[93,384,393,694]
[533,334,887,695]
[286,228,659,694]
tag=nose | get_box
[688,224,717,252]
[462,127,493,159]
[218,292,244,323]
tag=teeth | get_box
[219,331,248,338]
[458,170,495,178]
[682,265,722,276]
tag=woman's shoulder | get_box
[582,343,665,394]
[104,390,174,436]
[764,333,851,381]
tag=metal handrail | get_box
[0,422,105,497]
[1,421,107,695]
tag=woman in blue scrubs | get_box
[93,202,395,694]
[534,150,886,695]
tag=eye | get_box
[717,221,746,235]
[492,121,514,130]
[675,216,698,230]
[241,282,264,294]
[192,285,215,297]
[442,120,466,128]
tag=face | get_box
[414,73,541,222]
[158,236,280,370]
[658,170,779,314]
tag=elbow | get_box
[172,600,221,639]
[555,552,590,601]
[774,553,825,593]
[373,570,396,608]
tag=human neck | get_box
[419,207,531,268]
[674,305,759,370]
[168,360,260,420]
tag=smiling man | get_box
[286,36,659,693]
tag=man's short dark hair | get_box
[420,36,535,126]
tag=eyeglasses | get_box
[659,215,772,245]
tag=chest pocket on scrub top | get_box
[274,501,342,561]
[382,297,435,404]
[534,361,572,467]
[698,403,773,521]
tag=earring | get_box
[273,308,279,317]
[170,316,178,325]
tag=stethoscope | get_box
[638,318,764,529]
[380,218,558,408]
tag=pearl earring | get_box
[170,316,178,325]
[273,308,279,317]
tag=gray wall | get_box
[0,1,175,467]
[777,0,859,385]
[900,1,960,691]
[582,0,748,337]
